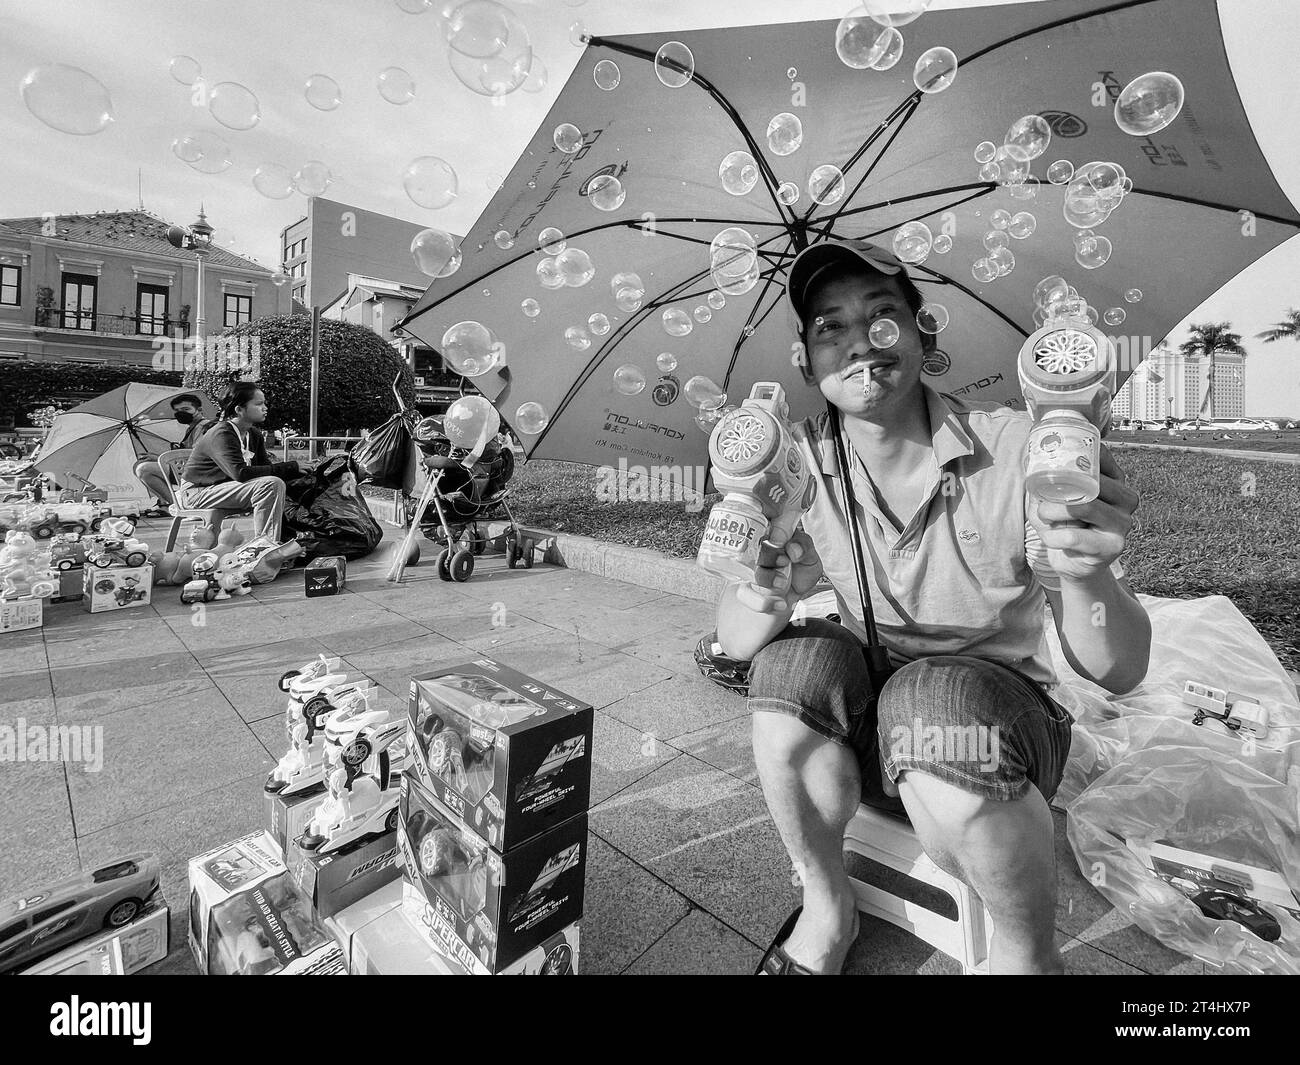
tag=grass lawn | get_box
[511,449,1299,671]
[1112,430,1300,455]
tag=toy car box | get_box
[0,596,43,633]
[263,786,328,855]
[187,831,346,975]
[1126,837,1300,926]
[305,556,346,597]
[20,894,170,975]
[325,879,463,974]
[407,660,593,851]
[82,563,152,613]
[398,776,587,974]
[286,825,401,919]
[51,568,84,603]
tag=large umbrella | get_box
[33,383,217,494]
[401,0,1299,472]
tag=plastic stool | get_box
[843,803,995,974]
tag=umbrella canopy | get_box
[401,0,1300,474]
[33,382,217,493]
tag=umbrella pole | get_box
[826,402,890,674]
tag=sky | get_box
[2,0,1298,413]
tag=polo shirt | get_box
[794,384,1124,690]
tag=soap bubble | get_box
[614,365,646,395]
[208,81,260,130]
[707,291,726,310]
[711,227,757,278]
[663,308,693,336]
[169,55,201,86]
[1047,159,1074,185]
[539,227,566,255]
[1124,288,1143,303]
[1004,114,1051,160]
[978,161,1001,183]
[1063,194,1109,230]
[913,47,958,93]
[932,233,952,254]
[515,402,549,434]
[685,375,725,410]
[989,246,1015,276]
[446,0,511,57]
[1008,211,1037,239]
[537,257,565,289]
[556,248,595,286]
[892,221,933,264]
[693,305,712,324]
[1115,72,1184,136]
[869,319,899,348]
[593,59,621,90]
[1083,161,1125,195]
[870,28,905,70]
[396,0,432,11]
[402,156,458,208]
[1033,275,1069,309]
[448,37,533,98]
[695,410,724,432]
[441,322,505,377]
[656,352,677,372]
[766,112,803,156]
[565,326,591,350]
[291,160,331,194]
[615,289,643,312]
[588,174,626,211]
[171,133,204,163]
[916,303,949,334]
[588,312,611,335]
[304,74,342,111]
[1103,307,1127,326]
[990,209,1012,230]
[494,230,514,249]
[20,64,114,135]
[983,229,1009,251]
[553,123,583,153]
[377,67,416,104]
[412,229,461,277]
[715,265,760,296]
[1008,175,1040,201]
[861,0,933,26]
[610,271,646,300]
[1075,235,1113,269]
[971,258,997,283]
[522,56,548,93]
[719,151,760,196]
[444,395,502,448]
[253,164,294,199]
[836,13,892,69]
[655,41,695,87]
[808,165,846,206]
[994,143,1030,185]
[521,298,540,317]
[777,181,801,206]
[187,134,234,174]
[569,20,587,46]
[974,141,997,164]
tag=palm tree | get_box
[1257,309,1300,345]
[1179,322,1247,422]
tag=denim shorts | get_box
[744,618,1073,810]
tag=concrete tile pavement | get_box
[0,514,1215,975]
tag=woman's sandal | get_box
[755,906,861,975]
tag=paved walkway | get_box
[0,514,1206,975]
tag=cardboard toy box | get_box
[305,556,346,597]
[264,786,328,855]
[286,825,401,919]
[187,831,346,975]
[325,879,463,974]
[0,596,43,633]
[51,567,84,603]
[21,896,170,975]
[1127,837,1300,927]
[398,776,587,974]
[407,659,593,852]
[82,563,153,613]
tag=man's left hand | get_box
[1028,444,1139,582]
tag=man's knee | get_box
[748,618,864,702]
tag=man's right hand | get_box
[736,528,823,612]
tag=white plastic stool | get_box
[843,803,995,974]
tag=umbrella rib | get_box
[960,0,1163,69]
[1120,188,1298,228]
[721,239,799,389]
[906,261,1030,339]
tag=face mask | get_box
[174,410,195,425]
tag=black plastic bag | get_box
[352,412,417,493]
[281,454,383,560]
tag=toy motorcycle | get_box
[112,575,148,607]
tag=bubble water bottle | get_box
[1018,298,1117,503]
[697,382,816,583]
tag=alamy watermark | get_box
[0,719,103,773]
[594,459,708,513]
[151,333,261,377]
[889,718,1001,774]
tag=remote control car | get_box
[85,534,149,569]
[1191,889,1282,942]
[0,854,161,975]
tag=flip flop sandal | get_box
[755,906,861,975]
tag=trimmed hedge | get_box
[0,362,183,427]
[182,316,415,432]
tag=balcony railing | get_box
[35,307,191,339]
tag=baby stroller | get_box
[409,415,528,582]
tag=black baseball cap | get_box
[787,238,907,325]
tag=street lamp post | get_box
[189,208,214,349]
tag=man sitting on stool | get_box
[135,393,213,511]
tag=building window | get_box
[0,265,19,306]
[292,284,306,303]
[136,283,169,335]
[223,293,252,328]
[61,272,97,330]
